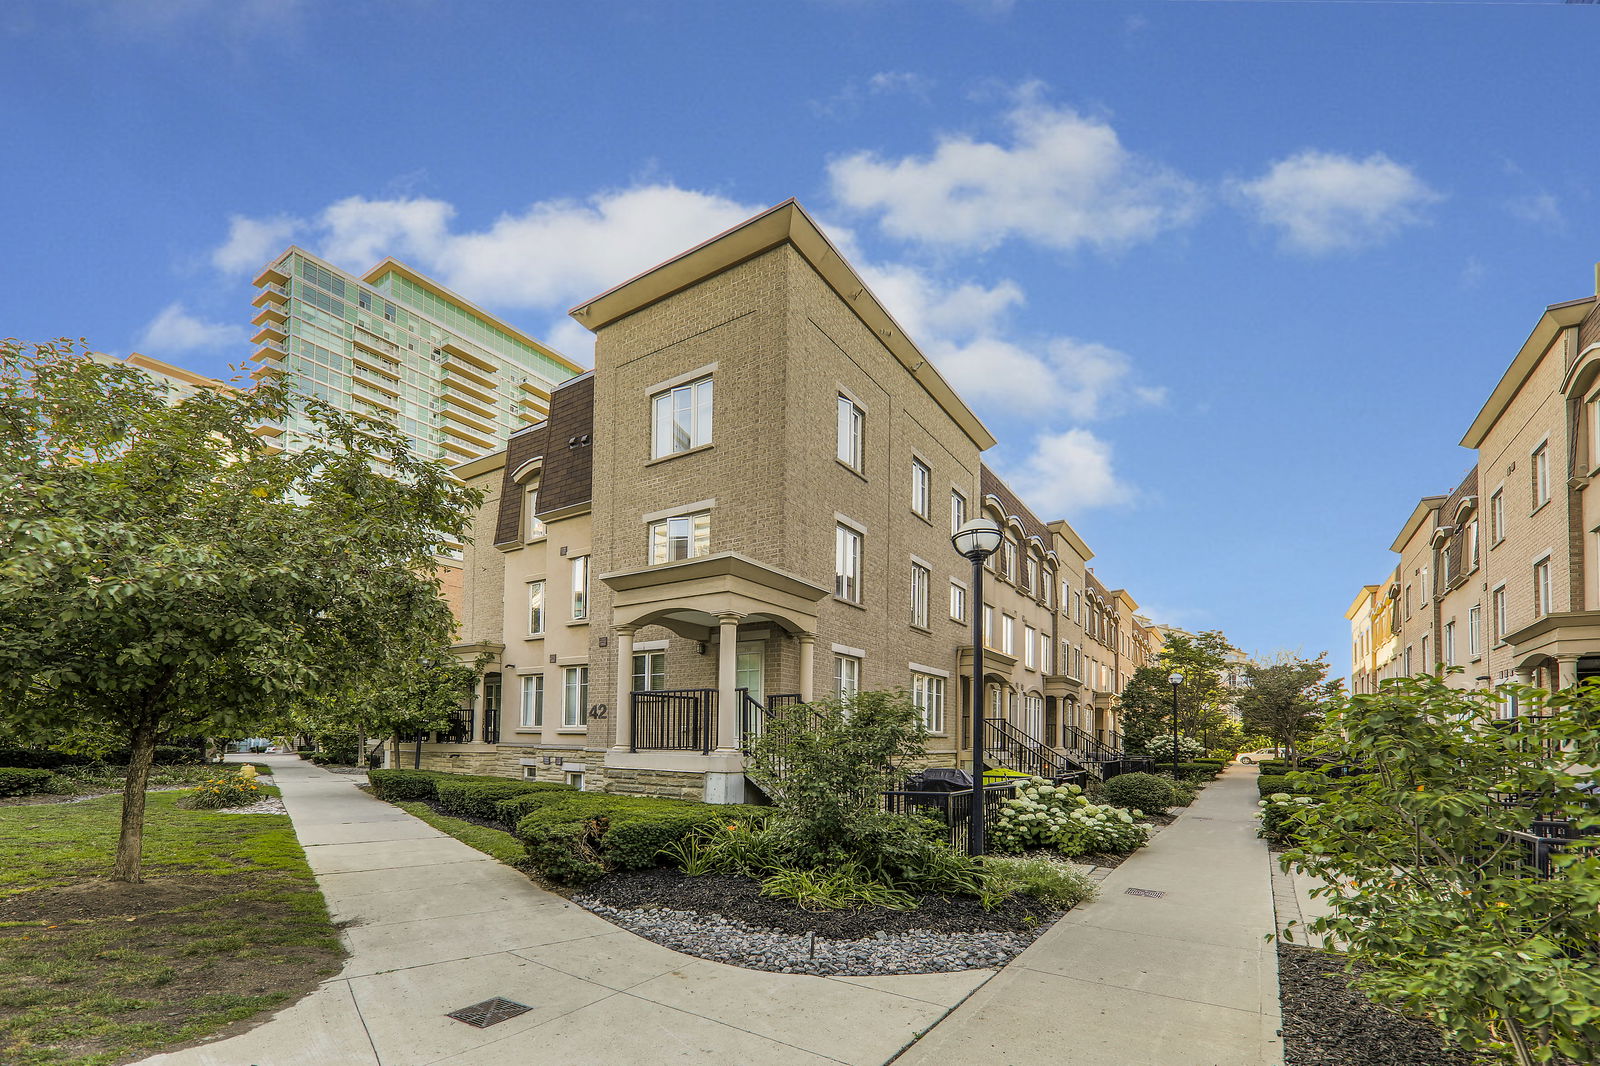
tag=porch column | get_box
[1514,666,1536,687]
[611,624,636,752]
[797,633,816,702]
[715,613,743,753]
[1556,654,1580,690]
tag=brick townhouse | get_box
[398,200,1157,800]
[1351,274,1600,701]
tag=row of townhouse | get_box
[385,200,1160,802]
[1350,268,1600,702]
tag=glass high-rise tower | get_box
[250,247,580,464]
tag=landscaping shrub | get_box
[1167,761,1222,781]
[1101,772,1174,813]
[514,793,769,885]
[981,856,1098,908]
[1139,735,1205,762]
[433,779,569,823]
[1259,792,1317,847]
[0,747,74,770]
[989,777,1153,856]
[176,770,265,810]
[367,768,528,803]
[0,767,59,797]
[758,864,918,911]
[1256,760,1290,776]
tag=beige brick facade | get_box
[405,201,1159,798]
[1353,284,1600,699]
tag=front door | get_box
[737,641,765,739]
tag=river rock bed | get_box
[573,867,1059,976]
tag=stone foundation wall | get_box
[590,766,707,801]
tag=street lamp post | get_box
[1168,671,1184,781]
[952,518,1004,856]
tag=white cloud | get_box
[866,71,934,99]
[318,195,455,268]
[1235,150,1439,253]
[212,213,302,274]
[1507,191,1562,229]
[138,302,247,353]
[1001,428,1134,515]
[827,86,1199,252]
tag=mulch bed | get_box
[582,866,1057,938]
[1278,944,1492,1066]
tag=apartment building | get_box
[1352,275,1600,698]
[91,351,230,400]
[397,200,1158,801]
[248,247,581,463]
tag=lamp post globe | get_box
[951,517,1002,856]
[1168,671,1184,780]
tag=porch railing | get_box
[882,781,1021,853]
[435,711,471,744]
[630,689,718,753]
[983,717,1090,784]
[1063,725,1151,779]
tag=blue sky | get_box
[4,0,1596,676]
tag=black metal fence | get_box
[882,781,1020,853]
[435,711,471,744]
[631,689,718,753]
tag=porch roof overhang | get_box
[1502,610,1600,669]
[957,646,1018,675]
[1044,674,1085,698]
[600,551,829,638]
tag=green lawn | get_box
[391,800,527,866]
[0,789,343,1066]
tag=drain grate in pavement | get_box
[447,997,532,1028]
[1125,887,1166,898]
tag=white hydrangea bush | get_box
[990,777,1153,855]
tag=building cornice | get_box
[1389,496,1447,554]
[567,199,998,453]
[1460,297,1594,449]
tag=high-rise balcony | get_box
[437,338,497,374]
[441,368,495,402]
[252,263,289,289]
[251,322,286,345]
[252,303,287,326]
[441,356,496,391]
[251,338,287,362]
[440,404,496,437]
[251,283,289,308]
[440,385,496,420]
[440,419,495,451]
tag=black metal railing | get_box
[481,710,500,745]
[882,781,1021,852]
[983,718,1090,783]
[1062,725,1152,779]
[631,689,717,753]
[434,710,471,744]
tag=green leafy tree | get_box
[1281,675,1600,1065]
[1236,653,1338,765]
[1116,630,1236,751]
[0,339,481,882]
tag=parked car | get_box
[1235,748,1286,765]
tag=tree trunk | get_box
[111,722,158,883]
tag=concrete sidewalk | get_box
[895,766,1284,1066]
[137,755,991,1066]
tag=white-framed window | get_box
[950,581,967,622]
[1024,625,1037,670]
[1025,557,1038,598]
[652,376,713,459]
[912,673,946,733]
[1420,566,1430,605]
[562,666,588,727]
[526,580,545,636]
[1041,571,1052,609]
[1534,556,1552,617]
[951,490,967,534]
[1444,621,1455,667]
[1589,392,1600,469]
[524,488,546,540]
[911,459,931,519]
[837,395,864,472]
[1001,614,1015,655]
[1532,442,1551,508]
[910,562,930,628]
[834,655,860,699]
[571,555,589,620]
[1490,489,1505,544]
[1468,605,1481,656]
[648,511,711,564]
[1001,539,1018,582]
[1040,638,1053,675]
[1074,591,1082,623]
[1404,645,1413,676]
[1422,634,1430,672]
[520,674,544,728]
[632,651,666,692]
[1467,518,1479,569]
[835,523,862,603]
[1493,584,1508,643]
[983,604,995,647]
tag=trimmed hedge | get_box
[434,779,571,823]
[367,768,528,803]
[1257,773,1337,798]
[0,767,59,797]
[1102,772,1175,813]
[1163,762,1222,781]
[0,745,204,769]
[513,793,769,885]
